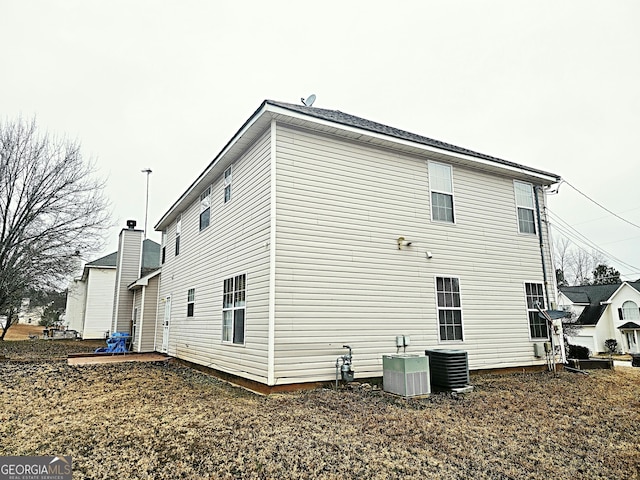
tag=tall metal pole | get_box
[141,168,152,239]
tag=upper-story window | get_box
[175,215,181,256]
[436,276,463,341]
[514,181,536,234]
[199,186,211,231]
[161,230,167,264]
[525,282,547,339]
[429,161,454,223]
[224,166,233,203]
[619,301,640,321]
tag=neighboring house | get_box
[559,282,640,354]
[150,99,564,390]
[17,298,45,325]
[65,229,160,341]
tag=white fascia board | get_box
[266,104,560,184]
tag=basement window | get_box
[222,274,246,345]
[525,282,548,339]
[187,288,195,317]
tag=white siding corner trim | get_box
[267,119,277,385]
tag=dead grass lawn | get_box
[1,341,639,479]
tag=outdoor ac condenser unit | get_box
[382,354,430,397]
[425,349,470,390]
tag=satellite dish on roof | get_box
[301,94,316,107]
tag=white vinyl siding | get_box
[273,123,554,384]
[514,181,536,234]
[82,268,116,339]
[429,161,454,223]
[157,129,271,383]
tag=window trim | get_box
[161,230,167,264]
[187,288,195,318]
[524,281,548,340]
[514,180,537,235]
[175,214,181,256]
[222,273,246,346]
[435,275,464,343]
[428,161,456,224]
[224,165,232,204]
[199,186,211,231]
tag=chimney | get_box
[111,221,143,333]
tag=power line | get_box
[547,208,640,274]
[563,180,640,230]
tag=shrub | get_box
[567,344,591,359]
[604,339,618,354]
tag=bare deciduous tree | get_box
[0,118,111,339]
[553,237,605,286]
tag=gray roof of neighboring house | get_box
[267,100,561,181]
[84,239,160,276]
[86,251,117,268]
[560,282,640,326]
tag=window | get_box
[436,276,463,341]
[161,230,167,264]
[175,215,181,256]
[525,282,547,339]
[224,166,232,203]
[515,181,536,234]
[619,301,640,320]
[222,274,246,344]
[199,186,211,231]
[429,162,454,223]
[187,288,195,317]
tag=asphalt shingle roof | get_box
[86,252,117,268]
[560,282,640,326]
[267,100,561,181]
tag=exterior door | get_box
[162,296,171,353]
[625,331,638,353]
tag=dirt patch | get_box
[1,342,639,479]
[2,323,47,340]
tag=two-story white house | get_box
[152,99,563,391]
[559,282,640,354]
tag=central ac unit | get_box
[425,349,470,390]
[382,354,430,397]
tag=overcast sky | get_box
[2,1,639,281]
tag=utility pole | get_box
[141,168,152,239]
